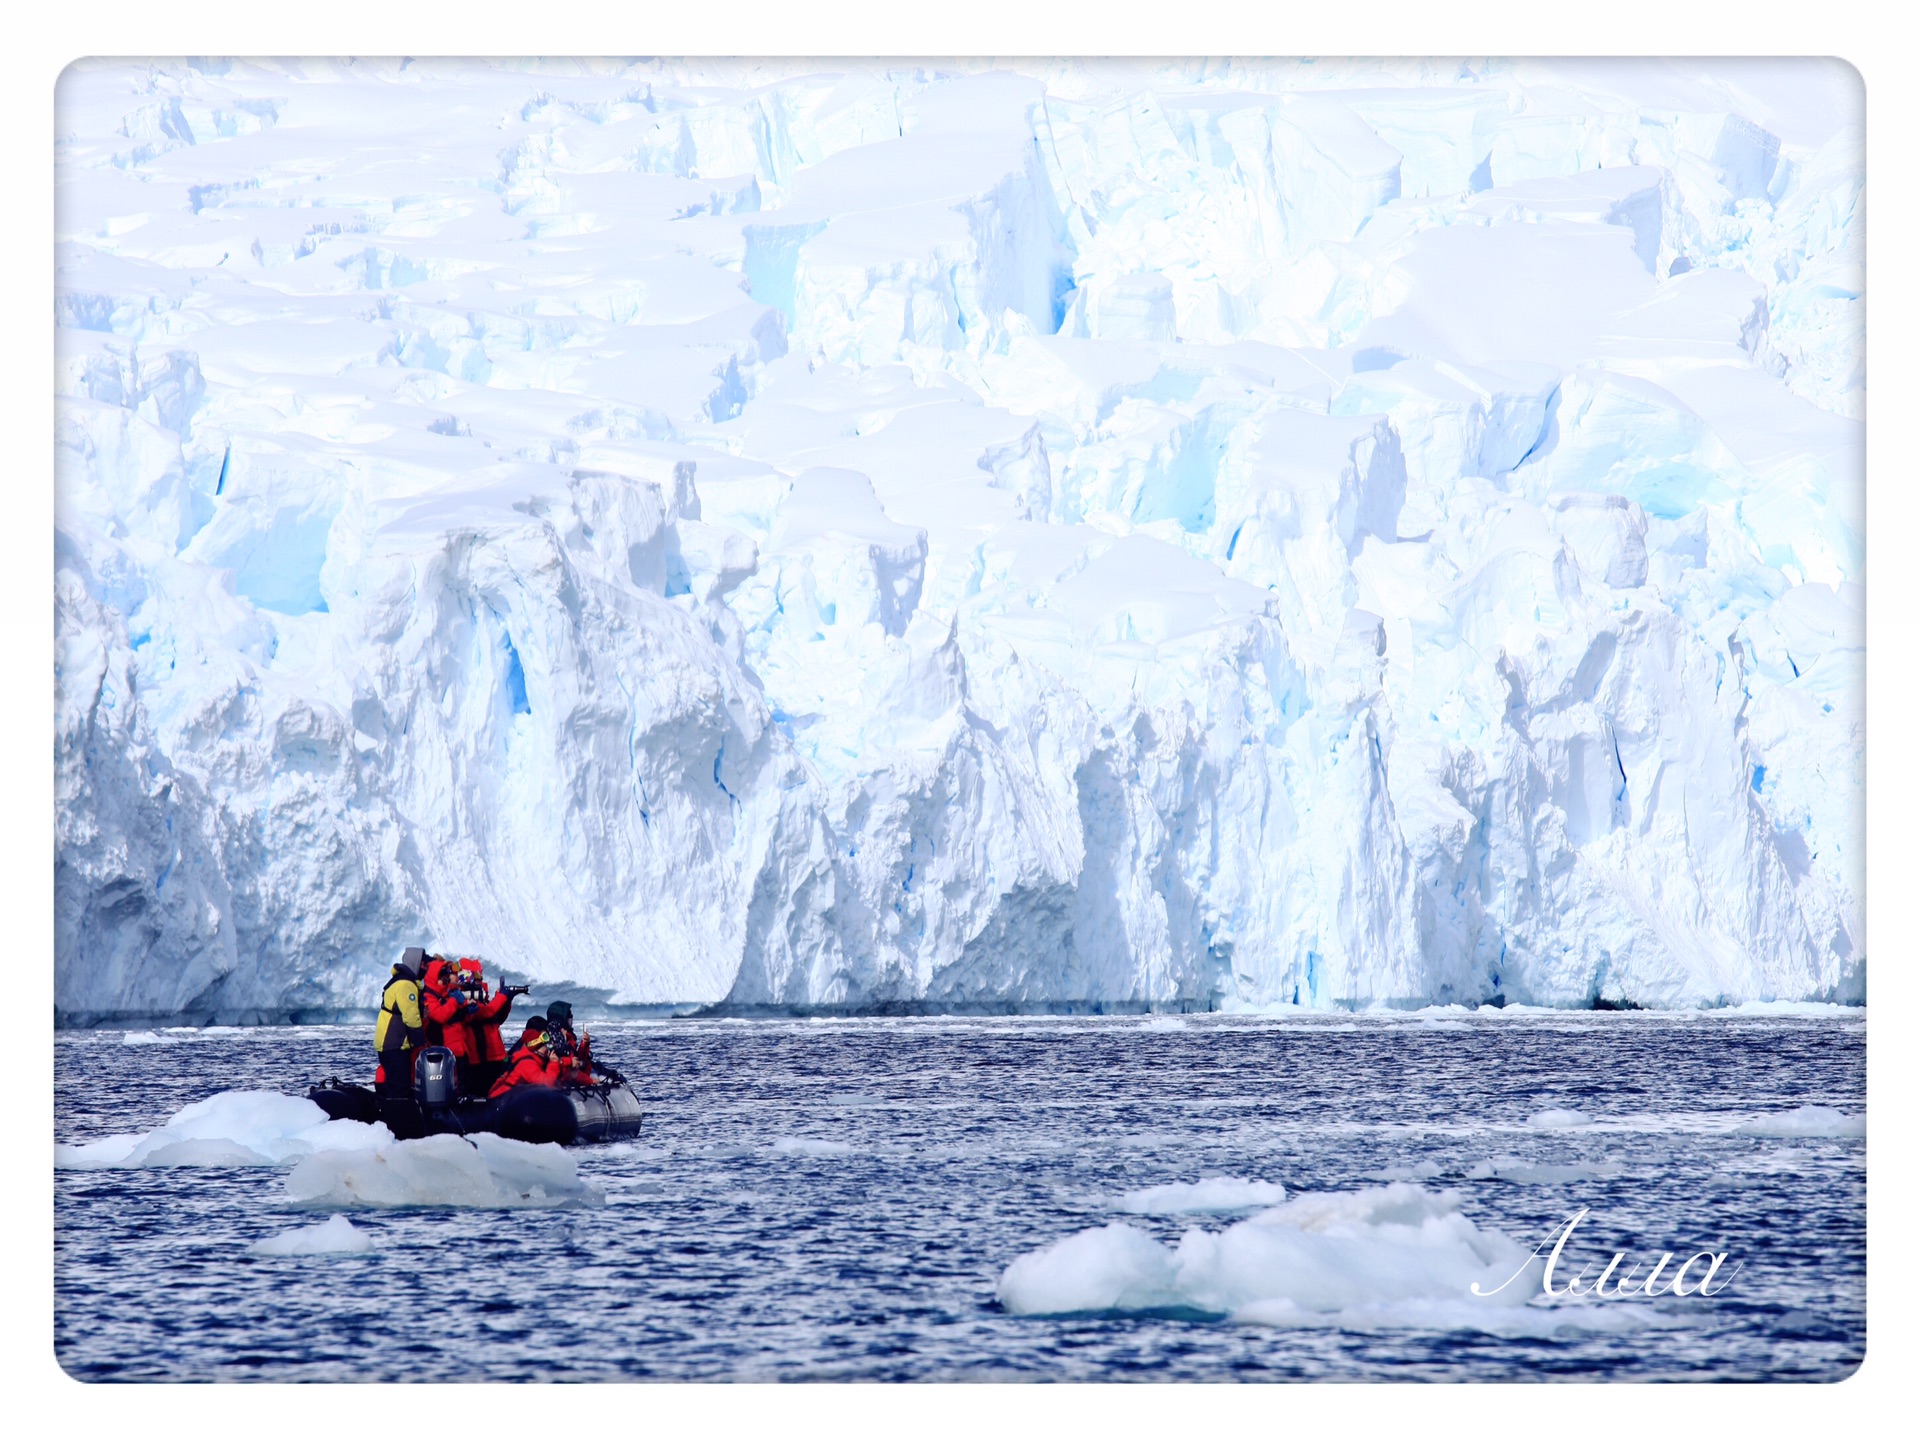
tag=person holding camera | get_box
[454,958,527,1097]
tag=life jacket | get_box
[373,966,423,1053]
[489,1041,560,1099]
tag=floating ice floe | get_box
[119,1030,180,1046]
[247,1214,374,1257]
[1732,1105,1864,1138]
[1526,1108,1595,1129]
[284,1132,601,1209]
[999,1183,1672,1333]
[770,1136,858,1157]
[1116,1177,1288,1214]
[55,1090,392,1169]
[1139,1017,1189,1033]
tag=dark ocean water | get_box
[54,1011,1865,1381]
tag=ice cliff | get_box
[53,58,1865,1019]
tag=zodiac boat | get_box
[307,1046,643,1146]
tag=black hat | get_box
[546,1000,574,1024]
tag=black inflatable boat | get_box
[308,1047,643,1146]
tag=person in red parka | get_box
[419,956,467,1053]
[455,958,520,1097]
[489,1019,563,1099]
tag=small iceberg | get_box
[1526,1108,1594,1129]
[999,1183,1673,1334]
[248,1214,374,1258]
[56,1091,392,1170]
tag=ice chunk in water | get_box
[1526,1108,1593,1129]
[120,1030,180,1046]
[1139,1017,1189,1033]
[1116,1177,1287,1214]
[56,1090,392,1169]
[1000,1183,1662,1332]
[248,1214,374,1257]
[1733,1105,1864,1137]
[771,1136,857,1157]
[284,1132,602,1209]
[997,1222,1185,1316]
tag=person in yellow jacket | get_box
[374,947,427,1098]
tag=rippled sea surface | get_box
[54,1012,1865,1381]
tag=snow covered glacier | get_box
[54,58,1865,1020]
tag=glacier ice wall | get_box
[54,58,1864,1018]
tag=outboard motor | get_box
[414,1046,458,1108]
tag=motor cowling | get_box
[414,1046,458,1107]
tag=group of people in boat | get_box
[373,946,600,1103]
